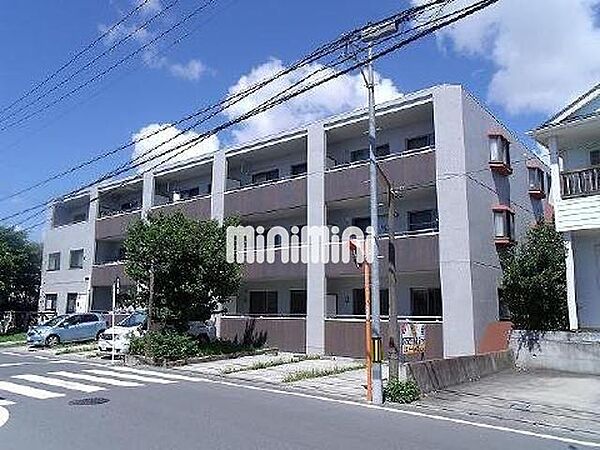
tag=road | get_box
[0,348,597,450]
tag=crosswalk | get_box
[0,366,204,406]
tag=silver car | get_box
[27,313,108,347]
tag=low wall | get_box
[510,330,600,375]
[221,316,306,353]
[325,319,443,360]
[405,350,514,393]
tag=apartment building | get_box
[532,83,600,330]
[39,84,549,358]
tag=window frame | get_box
[69,249,84,269]
[251,168,280,185]
[66,293,78,313]
[489,134,512,175]
[47,252,61,271]
[406,134,434,151]
[249,291,278,315]
[410,287,442,317]
[493,207,515,244]
[591,150,600,166]
[407,209,439,233]
[44,293,58,311]
[290,163,307,177]
[289,290,307,315]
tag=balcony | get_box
[96,211,142,240]
[325,150,435,203]
[561,166,600,199]
[151,194,211,219]
[91,262,133,287]
[225,176,307,216]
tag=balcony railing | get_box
[561,166,600,198]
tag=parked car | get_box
[97,311,147,356]
[27,313,108,347]
[188,320,217,343]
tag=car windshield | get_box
[118,312,147,328]
[42,315,67,327]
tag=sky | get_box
[1,0,599,240]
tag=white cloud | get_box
[169,59,207,81]
[131,123,220,172]
[224,58,401,143]
[413,0,600,115]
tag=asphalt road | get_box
[0,349,596,450]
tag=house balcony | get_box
[561,165,600,199]
[96,210,142,240]
[91,262,133,287]
[225,176,307,217]
[325,150,436,203]
[151,194,211,220]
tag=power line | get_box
[0,0,152,118]
[0,0,219,133]
[0,0,498,224]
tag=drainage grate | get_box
[68,397,110,406]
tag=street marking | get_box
[0,381,65,399]
[12,375,105,393]
[182,375,600,449]
[110,366,203,382]
[0,363,28,368]
[0,406,8,428]
[0,400,15,406]
[48,371,143,387]
[0,352,25,357]
[83,369,178,384]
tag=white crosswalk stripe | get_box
[0,380,65,399]
[0,400,16,406]
[110,366,202,382]
[48,371,143,387]
[12,374,105,393]
[83,369,178,384]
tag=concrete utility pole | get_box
[112,276,120,365]
[365,43,383,405]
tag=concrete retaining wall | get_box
[510,330,600,375]
[404,350,514,393]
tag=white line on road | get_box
[0,381,64,400]
[12,375,105,393]
[184,375,600,449]
[48,371,143,387]
[0,363,28,368]
[83,369,178,384]
[0,400,15,406]
[0,406,8,428]
[109,366,203,382]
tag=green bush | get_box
[129,331,199,363]
[384,379,420,404]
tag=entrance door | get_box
[66,293,78,314]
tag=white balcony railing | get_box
[561,165,600,198]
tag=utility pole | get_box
[387,192,400,380]
[365,43,383,405]
[147,263,155,332]
[112,276,120,365]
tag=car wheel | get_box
[96,330,105,341]
[45,335,60,347]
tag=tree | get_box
[124,212,241,331]
[500,220,568,331]
[0,226,41,311]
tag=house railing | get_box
[561,165,600,198]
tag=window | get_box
[290,290,307,315]
[410,288,442,317]
[175,187,200,201]
[352,289,389,316]
[291,163,307,176]
[350,144,390,162]
[591,150,600,166]
[72,213,87,223]
[252,169,279,184]
[352,216,388,234]
[489,134,511,174]
[120,200,140,212]
[47,252,61,271]
[44,294,57,311]
[66,293,77,313]
[407,209,438,232]
[493,208,515,242]
[406,134,434,151]
[81,314,99,323]
[528,167,545,197]
[69,249,84,269]
[249,291,278,314]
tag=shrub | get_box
[129,331,199,363]
[384,379,420,404]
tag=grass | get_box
[221,354,322,374]
[54,343,97,355]
[282,364,365,383]
[0,332,26,344]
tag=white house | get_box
[533,83,600,330]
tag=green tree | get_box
[500,221,568,331]
[0,226,41,311]
[124,212,241,331]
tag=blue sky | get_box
[1,0,599,239]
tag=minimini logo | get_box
[226,225,375,264]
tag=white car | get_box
[97,312,146,356]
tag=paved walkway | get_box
[175,352,377,400]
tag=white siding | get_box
[556,196,600,232]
